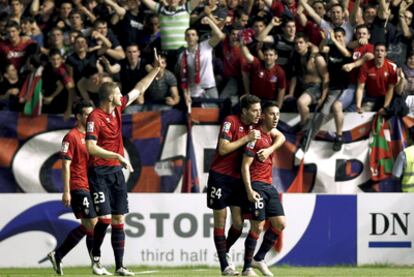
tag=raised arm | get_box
[296,4,308,27]
[205,16,225,47]
[190,0,203,11]
[240,39,255,64]
[349,0,362,25]
[399,2,413,38]
[299,0,322,25]
[329,30,352,57]
[256,17,280,42]
[30,0,40,15]
[127,53,161,106]
[378,0,391,20]
[141,0,158,13]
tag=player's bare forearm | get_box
[86,140,121,160]
[127,66,161,106]
[270,129,286,151]
[218,136,249,156]
[218,128,261,156]
[62,160,71,193]
[384,85,395,108]
[241,156,254,194]
[62,159,71,207]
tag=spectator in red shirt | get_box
[356,42,398,114]
[241,42,287,109]
[266,0,297,18]
[0,20,38,73]
[219,24,246,103]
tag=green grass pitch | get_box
[1,265,414,277]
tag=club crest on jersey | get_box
[223,122,231,132]
[61,142,69,153]
[87,122,94,132]
[239,126,244,132]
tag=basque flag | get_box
[182,106,200,192]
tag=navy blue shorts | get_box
[245,181,284,221]
[207,171,247,209]
[71,189,97,219]
[88,169,129,216]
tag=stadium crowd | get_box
[0,0,413,152]
[0,0,408,275]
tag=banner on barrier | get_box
[0,110,411,193]
[0,194,356,267]
[357,194,414,265]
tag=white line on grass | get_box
[135,270,160,274]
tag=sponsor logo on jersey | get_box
[61,142,69,153]
[87,122,94,132]
[222,122,231,132]
[247,140,256,149]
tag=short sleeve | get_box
[244,140,257,157]
[86,115,99,141]
[358,64,368,84]
[61,134,74,160]
[220,116,236,141]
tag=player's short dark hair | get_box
[281,17,295,28]
[99,82,118,101]
[94,18,107,28]
[48,48,62,57]
[73,99,94,117]
[295,32,309,42]
[74,33,87,42]
[333,27,346,36]
[126,43,140,51]
[185,27,199,36]
[5,20,20,30]
[262,43,278,55]
[330,3,343,12]
[228,23,244,35]
[355,24,370,33]
[21,16,35,24]
[240,95,261,111]
[84,63,99,78]
[262,101,279,112]
[374,42,387,50]
[253,16,266,25]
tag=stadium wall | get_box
[1,110,411,194]
[0,194,413,267]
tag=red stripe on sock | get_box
[214,228,225,236]
[248,231,259,240]
[111,223,124,230]
[99,218,112,224]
